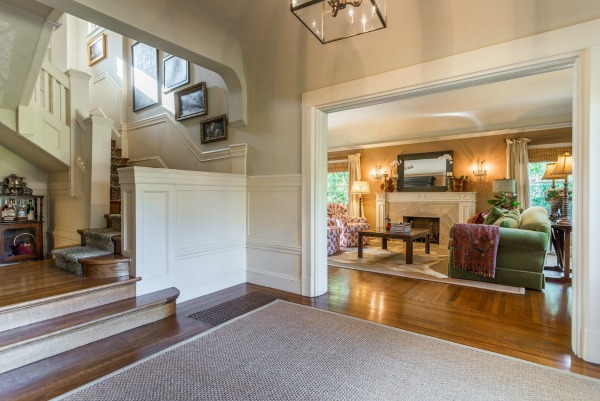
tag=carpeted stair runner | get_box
[52,246,114,275]
[52,216,122,275]
[110,141,128,214]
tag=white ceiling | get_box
[327,68,573,150]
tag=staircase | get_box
[51,214,129,278]
[111,140,128,214]
[0,261,179,374]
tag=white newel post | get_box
[66,70,91,197]
[81,115,114,228]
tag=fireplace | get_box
[375,191,477,246]
[403,216,440,244]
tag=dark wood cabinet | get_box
[0,195,44,263]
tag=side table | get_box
[546,222,572,283]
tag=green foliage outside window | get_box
[528,162,572,211]
[327,172,349,204]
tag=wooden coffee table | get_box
[358,228,430,264]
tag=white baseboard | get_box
[247,268,302,294]
[583,329,600,364]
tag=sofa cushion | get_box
[493,209,521,228]
[519,206,551,235]
[483,207,504,225]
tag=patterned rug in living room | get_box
[328,240,524,294]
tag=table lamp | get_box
[553,153,573,225]
[492,178,516,194]
[541,162,559,188]
[351,180,370,218]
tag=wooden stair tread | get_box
[0,260,139,310]
[79,254,130,264]
[0,288,179,350]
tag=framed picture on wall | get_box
[131,42,159,112]
[87,33,106,66]
[163,55,189,92]
[200,114,227,144]
[174,82,207,121]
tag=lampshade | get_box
[291,0,387,44]
[553,152,573,176]
[493,179,516,193]
[351,180,370,194]
[541,162,560,180]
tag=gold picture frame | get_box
[174,82,207,121]
[87,33,107,66]
[200,115,227,144]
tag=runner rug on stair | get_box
[51,217,121,275]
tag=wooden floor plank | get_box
[0,262,599,401]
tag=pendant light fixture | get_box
[291,0,387,44]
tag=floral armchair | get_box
[327,218,341,256]
[327,203,370,247]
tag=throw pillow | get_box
[482,207,504,225]
[493,209,521,228]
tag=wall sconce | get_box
[371,165,386,180]
[472,158,487,181]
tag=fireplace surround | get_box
[375,192,477,246]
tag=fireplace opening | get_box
[403,216,440,244]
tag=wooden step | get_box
[80,253,130,278]
[0,260,139,332]
[110,200,121,215]
[0,287,179,374]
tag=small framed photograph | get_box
[87,33,106,66]
[200,115,228,144]
[163,55,189,92]
[174,82,207,121]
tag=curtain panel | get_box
[506,138,531,209]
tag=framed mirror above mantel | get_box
[396,150,453,192]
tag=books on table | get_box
[390,222,411,233]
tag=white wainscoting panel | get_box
[118,167,247,302]
[246,175,302,294]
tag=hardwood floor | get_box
[0,264,597,400]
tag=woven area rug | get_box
[56,301,600,401]
[329,242,525,295]
[187,291,282,326]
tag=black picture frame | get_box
[163,55,189,92]
[200,115,228,144]
[174,82,207,121]
[131,42,159,112]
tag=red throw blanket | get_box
[452,224,500,278]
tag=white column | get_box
[66,69,91,197]
[375,192,386,229]
[573,47,600,363]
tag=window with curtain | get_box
[528,146,572,210]
[327,161,349,204]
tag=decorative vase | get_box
[547,197,562,221]
[452,177,465,192]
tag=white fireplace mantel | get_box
[375,192,477,245]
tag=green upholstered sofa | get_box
[448,206,552,290]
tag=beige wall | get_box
[41,0,600,176]
[329,127,571,226]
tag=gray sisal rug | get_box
[56,301,599,401]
